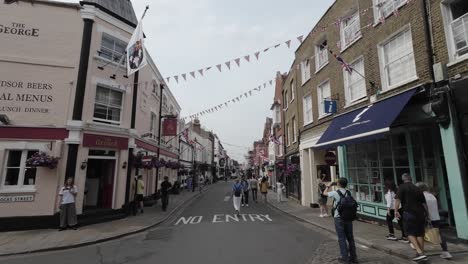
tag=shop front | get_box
[285,153,301,200]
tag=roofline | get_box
[80,0,137,28]
[6,0,80,9]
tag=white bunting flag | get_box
[235,58,241,67]
[126,18,148,75]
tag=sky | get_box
[60,0,335,162]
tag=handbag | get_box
[424,222,441,245]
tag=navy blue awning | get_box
[314,89,416,149]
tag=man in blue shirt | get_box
[323,177,358,264]
[240,176,250,207]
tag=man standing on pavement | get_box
[135,175,145,214]
[249,176,258,203]
[240,176,250,207]
[160,176,172,212]
[395,173,428,261]
[323,177,358,264]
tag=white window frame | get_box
[292,117,297,143]
[300,60,311,85]
[377,25,418,91]
[283,91,288,110]
[1,150,38,192]
[93,85,124,126]
[343,56,367,106]
[100,32,127,65]
[315,40,329,72]
[341,12,362,51]
[303,94,313,126]
[273,105,281,125]
[373,0,406,24]
[317,80,332,119]
[441,0,468,64]
[287,123,291,146]
[290,80,295,102]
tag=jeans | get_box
[161,194,169,211]
[251,188,258,202]
[334,217,357,261]
[242,191,249,205]
[386,209,406,237]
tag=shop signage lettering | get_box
[96,138,118,148]
[0,80,54,114]
[0,195,34,203]
[0,22,39,37]
[83,134,129,149]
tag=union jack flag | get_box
[182,128,189,142]
[269,135,281,145]
[336,55,353,74]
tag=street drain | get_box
[145,228,173,241]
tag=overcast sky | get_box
[60,0,335,162]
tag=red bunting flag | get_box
[255,51,260,60]
[198,69,204,76]
[297,35,304,43]
[393,7,400,17]
[225,61,231,70]
[190,71,196,79]
[379,15,385,24]
[285,40,292,48]
[216,64,222,72]
[244,55,250,62]
[235,58,241,67]
[182,73,187,81]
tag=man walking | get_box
[135,175,145,214]
[323,177,358,264]
[160,176,172,212]
[232,179,243,216]
[249,176,258,203]
[240,176,250,207]
[395,173,428,261]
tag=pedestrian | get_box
[415,182,452,259]
[160,176,172,212]
[276,179,285,202]
[58,177,78,231]
[187,175,193,191]
[232,179,243,216]
[384,181,406,241]
[318,174,329,217]
[260,176,269,203]
[198,174,204,193]
[394,173,428,261]
[249,176,258,203]
[135,175,145,214]
[322,177,358,264]
[240,176,250,207]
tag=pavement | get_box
[0,181,410,264]
[266,190,468,263]
[0,187,201,256]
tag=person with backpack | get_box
[323,177,358,264]
[240,176,250,207]
[232,179,243,216]
[318,174,329,217]
[249,176,259,203]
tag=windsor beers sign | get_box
[0,80,54,114]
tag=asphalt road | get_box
[0,182,409,264]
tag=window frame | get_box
[99,32,127,65]
[290,80,295,102]
[292,117,297,143]
[300,60,311,85]
[341,12,362,51]
[377,25,418,92]
[303,93,313,126]
[441,0,468,64]
[343,56,367,106]
[317,80,332,119]
[287,123,291,146]
[315,40,329,73]
[1,150,38,191]
[93,84,124,126]
[283,91,289,110]
[373,0,406,24]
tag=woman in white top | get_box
[59,177,78,231]
[416,182,452,259]
[385,182,406,241]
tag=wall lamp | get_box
[80,160,88,170]
[122,161,128,169]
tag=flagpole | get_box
[141,5,149,20]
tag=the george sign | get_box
[0,194,34,203]
[324,100,337,114]
[324,151,337,166]
[0,22,40,37]
[83,134,128,150]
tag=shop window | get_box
[344,57,366,105]
[100,33,127,65]
[341,12,361,49]
[2,150,37,189]
[378,27,417,91]
[93,85,123,125]
[315,40,329,72]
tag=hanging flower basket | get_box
[26,152,59,169]
[285,164,300,177]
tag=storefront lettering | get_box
[0,80,54,114]
[0,195,34,203]
[0,22,39,37]
[96,138,119,148]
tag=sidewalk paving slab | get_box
[266,192,468,263]
[0,189,201,257]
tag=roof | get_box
[80,0,138,26]
[4,0,80,8]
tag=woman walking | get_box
[384,182,406,241]
[318,175,328,217]
[59,177,78,231]
[260,176,269,203]
[232,179,243,216]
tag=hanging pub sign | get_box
[162,118,178,136]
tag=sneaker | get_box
[319,214,324,218]
[241,204,245,207]
[399,237,410,243]
[323,214,329,217]
[386,234,398,241]
[412,254,427,261]
[58,227,66,231]
[440,251,452,259]
[246,204,249,207]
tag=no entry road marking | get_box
[174,214,272,225]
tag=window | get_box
[273,105,281,125]
[150,112,158,136]
[378,27,416,91]
[284,91,288,109]
[373,0,405,23]
[100,33,127,64]
[300,60,311,85]
[286,123,291,146]
[344,57,366,105]
[303,94,313,125]
[93,85,124,125]
[292,117,297,143]
[315,40,329,71]
[341,12,361,49]
[290,80,295,102]
[2,150,37,189]
[443,0,468,60]
[317,80,331,118]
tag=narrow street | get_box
[0,182,408,264]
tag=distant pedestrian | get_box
[240,176,250,207]
[198,174,204,193]
[415,182,452,259]
[318,175,329,217]
[260,176,269,203]
[249,176,258,203]
[160,176,172,212]
[276,179,285,202]
[384,182,406,241]
[59,177,78,231]
[232,179,243,216]
[395,173,428,261]
[322,177,358,264]
[135,175,145,214]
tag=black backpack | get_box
[233,184,242,197]
[334,190,358,221]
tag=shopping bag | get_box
[424,227,441,245]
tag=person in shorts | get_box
[395,173,428,261]
[318,174,329,217]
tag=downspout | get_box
[422,0,436,82]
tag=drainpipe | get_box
[422,0,436,82]
[155,83,164,195]
[124,70,139,204]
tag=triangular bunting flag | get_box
[285,40,292,48]
[269,80,273,85]
[206,66,212,71]
[263,83,266,88]
[225,102,228,107]
[249,91,253,95]
[234,58,241,67]
[166,77,171,83]
[216,64,222,72]
[244,55,250,62]
[236,97,240,102]
[297,35,304,43]
[244,93,248,97]
[198,69,204,76]
[174,76,179,83]
[225,61,231,70]
[182,73,187,81]
[255,51,260,60]
[263,48,270,52]
[190,71,196,79]
[240,94,243,99]
[274,43,281,48]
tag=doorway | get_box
[84,150,117,210]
